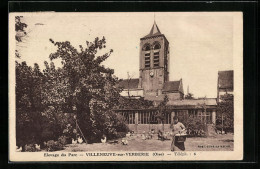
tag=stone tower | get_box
[139,22,170,98]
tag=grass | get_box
[60,133,234,152]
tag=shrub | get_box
[115,132,127,138]
[45,140,63,152]
[58,135,68,145]
[105,112,129,140]
[183,116,207,137]
[24,144,36,152]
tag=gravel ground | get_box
[59,133,234,152]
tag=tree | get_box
[16,61,45,146]
[156,95,169,131]
[216,94,234,133]
[196,101,209,136]
[15,16,27,42]
[15,16,28,58]
[185,93,194,99]
[48,37,125,142]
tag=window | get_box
[145,46,150,51]
[188,109,198,117]
[145,53,150,68]
[153,42,161,50]
[154,44,161,50]
[153,52,159,67]
[143,44,151,51]
[206,110,212,124]
[165,112,171,124]
[198,110,212,124]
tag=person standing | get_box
[170,116,186,151]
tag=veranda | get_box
[114,105,217,134]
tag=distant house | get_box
[217,70,233,102]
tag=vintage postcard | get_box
[9,12,243,161]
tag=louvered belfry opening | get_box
[145,53,151,68]
[153,51,159,67]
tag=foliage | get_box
[24,144,37,152]
[115,97,154,110]
[45,140,63,152]
[58,135,69,145]
[16,36,129,147]
[216,94,234,133]
[47,37,127,143]
[15,16,27,42]
[156,95,169,121]
[182,116,207,137]
[16,61,45,146]
[155,95,169,131]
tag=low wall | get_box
[128,124,172,134]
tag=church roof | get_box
[218,70,233,90]
[162,80,184,94]
[142,22,163,39]
[118,78,139,89]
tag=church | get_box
[116,22,217,133]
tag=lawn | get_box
[60,133,234,152]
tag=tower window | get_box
[143,44,151,51]
[154,44,161,50]
[154,52,159,67]
[145,53,150,68]
[153,41,161,50]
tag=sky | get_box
[15,12,234,98]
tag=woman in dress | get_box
[170,116,186,151]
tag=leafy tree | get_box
[15,16,27,42]
[48,37,126,143]
[216,94,234,133]
[183,115,206,137]
[156,95,169,131]
[16,61,45,146]
[16,36,128,147]
[15,16,29,59]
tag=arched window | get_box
[154,44,161,50]
[153,42,161,50]
[143,44,151,51]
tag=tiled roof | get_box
[118,78,139,89]
[163,81,181,92]
[144,94,165,102]
[167,98,217,106]
[218,70,233,90]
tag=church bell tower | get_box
[139,22,170,98]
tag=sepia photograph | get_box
[9,12,243,161]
